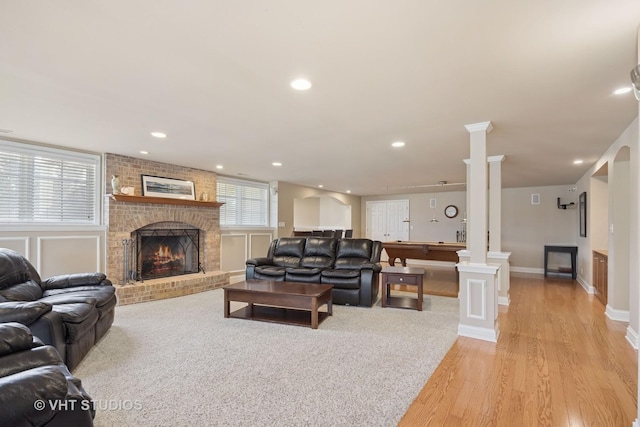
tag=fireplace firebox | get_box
[135,229,201,280]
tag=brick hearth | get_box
[115,271,228,305]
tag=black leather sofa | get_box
[0,322,94,427]
[0,248,116,371]
[246,237,382,306]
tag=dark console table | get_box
[544,245,578,279]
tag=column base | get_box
[457,323,499,342]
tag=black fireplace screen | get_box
[136,229,200,280]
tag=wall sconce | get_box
[557,197,575,209]
[631,64,640,101]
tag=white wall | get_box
[361,185,577,271]
[319,197,351,230]
[277,181,362,239]
[576,118,639,337]
[293,198,320,229]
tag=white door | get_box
[367,201,388,242]
[366,200,409,241]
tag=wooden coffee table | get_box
[224,280,333,329]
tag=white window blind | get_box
[0,140,100,224]
[216,177,268,227]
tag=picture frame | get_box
[141,175,196,200]
[579,191,587,237]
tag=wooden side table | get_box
[381,266,425,311]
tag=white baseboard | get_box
[605,306,630,323]
[458,324,499,343]
[576,276,594,294]
[510,266,543,275]
[498,296,510,306]
[626,326,639,350]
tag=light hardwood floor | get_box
[397,269,638,427]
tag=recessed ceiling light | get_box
[216,165,223,169]
[573,159,583,164]
[391,141,405,148]
[272,162,282,166]
[614,87,632,95]
[290,78,312,91]
[139,150,149,155]
[318,185,324,188]
[150,132,167,138]
[346,190,351,194]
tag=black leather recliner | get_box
[246,237,382,307]
[0,322,94,427]
[0,248,116,371]
[320,239,382,306]
[249,237,307,281]
[286,237,338,283]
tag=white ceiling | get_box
[1,1,639,195]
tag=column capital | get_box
[464,155,504,164]
[465,121,493,133]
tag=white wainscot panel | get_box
[37,236,101,277]
[0,237,30,257]
[221,234,248,273]
[249,233,273,259]
[466,278,486,320]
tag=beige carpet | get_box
[74,289,459,426]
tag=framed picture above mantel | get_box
[141,175,196,200]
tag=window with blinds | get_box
[0,140,100,224]
[216,177,269,227]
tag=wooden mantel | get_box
[108,194,223,208]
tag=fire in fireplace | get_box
[135,229,200,280]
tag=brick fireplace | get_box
[105,153,229,305]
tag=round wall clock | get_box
[444,205,458,218]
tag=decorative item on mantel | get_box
[111,175,121,195]
[200,192,209,201]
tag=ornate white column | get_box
[488,155,511,306]
[457,121,500,342]
[457,159,471,265]
[466,122,491,264]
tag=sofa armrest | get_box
[359,262,382,273]
[0,322,34,357]
[359,269,380,307]
[42,273,110,290]
[28,312,66,365]
[0,365,69,427]
[246,257,273,266]
[0,301,52,325]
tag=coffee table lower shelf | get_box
[228,305,330,328]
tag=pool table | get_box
[382,241,466,266]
